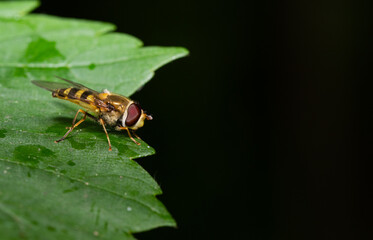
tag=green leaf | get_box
[0,1,188,239]
[0,1,39,18]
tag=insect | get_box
[32,77,153,151]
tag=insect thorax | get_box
[100,110,122,127]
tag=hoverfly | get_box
[32,77,153,151]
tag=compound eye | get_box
[125,103,141,126]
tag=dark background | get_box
[36,1,372,239]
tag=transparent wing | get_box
[32,78,112,111]
[31,80,73,92]
[32,76,99,94]
[54,76,93,90]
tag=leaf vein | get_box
[0,158,166,217]
[0,51,176,69]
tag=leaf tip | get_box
[172,47,190,59]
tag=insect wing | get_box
[55,76,99,94]
[33,77,100,94]
[32,78,113,112]
[32,80,73,92]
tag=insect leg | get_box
[55,109,86,143]
[99,118,112,151]
[86,112,98,121]
[65,112,97,129]
[132,131,142,140]
[118,127,141,145]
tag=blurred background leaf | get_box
[0,0,39,18]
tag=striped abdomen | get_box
[52,87,96,103]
